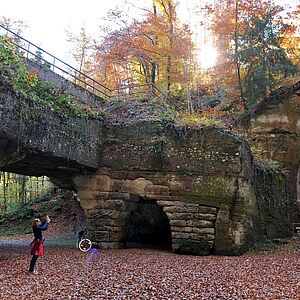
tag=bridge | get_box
[0,25,297,255]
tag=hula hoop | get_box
[78,238,92,252]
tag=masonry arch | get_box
[125,196,172,249]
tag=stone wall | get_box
[73,123,264,255]
[0,75,103,187]
[24,59,105,110]
[237,88,300,226]
[253,163,291,238]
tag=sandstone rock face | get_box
[0,79,102,188]
[237,80,300,229]
[1,60,291,255]
[74,123,263,255]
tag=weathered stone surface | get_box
[194,213,216,221]
[144,184,169,196]
[103,200,126,210]
[192,227,215,234]
[95,231,109,241]
[186,220,214,228]
[171,232,190,239]
[171,226,194,233]
[119,178,154,195]
[190,233,215,241]
[2,60,293,255]
[109,231,126,242]
[235,79,300,238]
[169,220,187,227]
[173,240,214,256]
[163,206,199,213]
[166,212,195,220]
[98,242,125,249]
[157,201,199,207]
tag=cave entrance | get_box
[125,196,172,249]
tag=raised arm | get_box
[38,215,51,231]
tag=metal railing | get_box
[0,24,111,99]
[0,24,179,110]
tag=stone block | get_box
[93,192,110,200]
[96,175,112,191]
[171,226,193,233]
[113,226,124,232]
[166,212,194,220]
[163,206,198,213]
[109,231,125,242]
[108,192,130,200]
[192,227,215,234]
[111,179,125,192]
[157,200,199,207]
[73,175,98,191]
[79,199,102,210]
[169,220,187,227]
[77,191,95,201]
[194,213,216,221]
[145,184,169,196]
[96,209,129,219]
[109,218,127,227]
[171,232,190,239]
[104,199,126,210]
[198,206,218,214]
[73,175,112,192]
[190,233,215,241]
[186,220,214,227]
[120,177,153,195]
[98,242,125,249]
[95,231,109,241]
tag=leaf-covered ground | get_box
[1,239,300,299]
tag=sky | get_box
[0,0,152,66]
[1,0,298,69]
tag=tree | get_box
[0,17,26,35]
[209,0,298,109]
[88,1,193,105]
[66,26,92,81]
[238,6,298,104]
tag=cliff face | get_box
[236,78,300,227]
[0,52,296,255]
[75,122,267,255]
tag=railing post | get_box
[27,43,30,59]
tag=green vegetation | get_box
[104,96,176,125]
[176,112,226,127]
[0,37,96,119]
[0,172,53,212]
[246,239,284,254]
[237,7,298,106]
[250,144,282,171]
[0,190,54,235]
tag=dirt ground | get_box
[1,237,300,299]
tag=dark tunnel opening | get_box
[125,197,172,250]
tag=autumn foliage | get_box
[87,0,193,105]
[69,0,299,118]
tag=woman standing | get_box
[29,215,51,274]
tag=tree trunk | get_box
[184,58,192,113]
[234,0,247,110]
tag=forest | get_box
[68,0,299,118]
